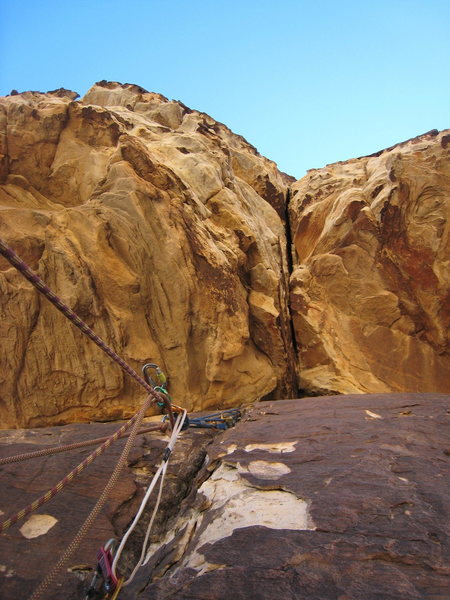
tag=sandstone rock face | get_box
[128,394,450,600]
[0,81,296,428]
[1,81,449,428]
[289,130,450,395]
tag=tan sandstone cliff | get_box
[289,130,450,395]
[1,81,449,429]
[0,81,296,428]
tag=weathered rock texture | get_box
[0,418,216,600]
[0,81,296,428]
[289,130,450,395]
[2,394,449,600]
[1,80,449,429]
[131,393,450,600]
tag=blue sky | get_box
[1,0,449,178]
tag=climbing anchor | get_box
[142,363,190,430]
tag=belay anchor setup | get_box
[83,363,241,599]
[0,237,242,600]
[142,362,190,429]
[142,362,242,431]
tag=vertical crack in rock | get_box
[283,186,300,378]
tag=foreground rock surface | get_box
[0,419,215,599]
[0,81,295,428]
[130,393,450,600]
[289,129,450,395]
[1,394,449,599]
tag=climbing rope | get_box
[82,410,188,599]
[0,424,167,466]
[0,407,240,532]
[0,237,159,402]
[0,412,165,533]
[112,409,188,586]
[29,394,154,600]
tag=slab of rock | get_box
[289,130,450,395]
[0,81,296,428]
[134,393,450,600]
[0,418,216,599]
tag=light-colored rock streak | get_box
[243,441,297,453]
[148,463,314,576]
[238,459,291,479]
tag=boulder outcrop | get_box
[1,80,449,429]
[0,81,296,428]
[289,130,450,395]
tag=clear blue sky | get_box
[1,0,449,178]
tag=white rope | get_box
[111,410,187,583]
[124,459,168,583]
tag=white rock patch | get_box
[19,514,58,539]
[244,442,297,453]
[365,410,383,419]
[180,463,314,573]
[0,564,15,577]
[239,460,291,479]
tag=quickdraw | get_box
[85,539,123,600]
[142,363,189,429]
